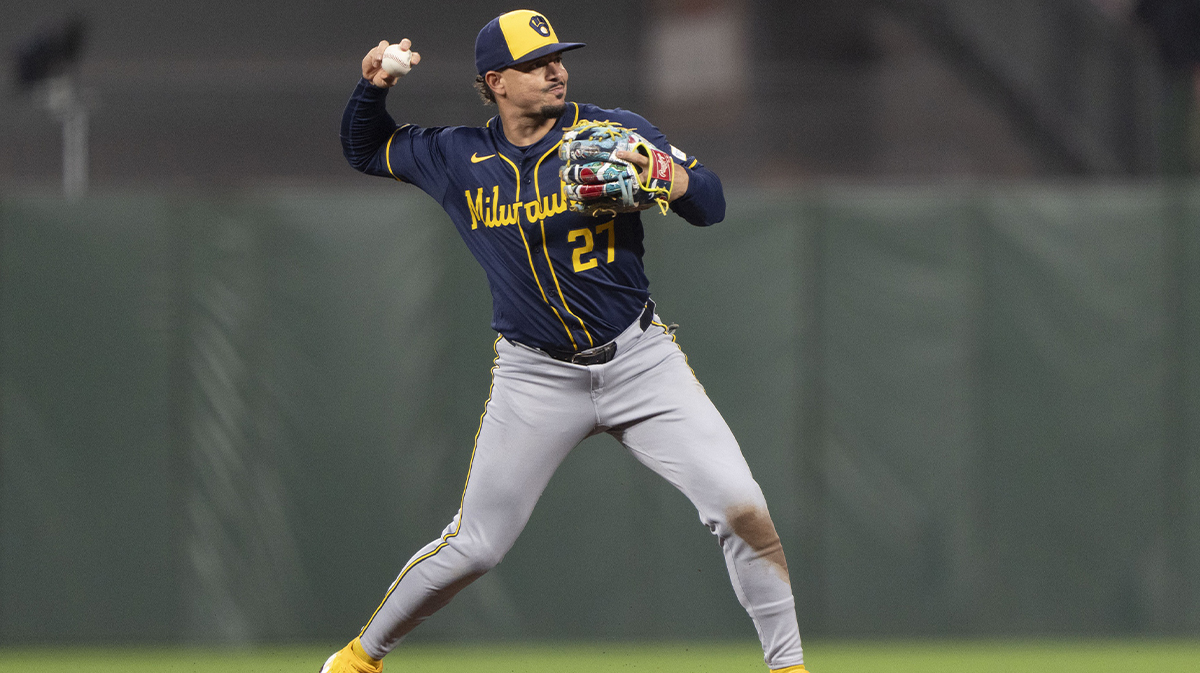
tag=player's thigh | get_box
[457,340,595,536]
[607,333,767,517]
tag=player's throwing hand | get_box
[362,39,421,88]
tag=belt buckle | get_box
[570,342,616,365]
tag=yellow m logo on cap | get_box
[497,10,560,60]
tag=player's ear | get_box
[486,71,505,98]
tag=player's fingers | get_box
[619,148,648,164]
[363,46,382,78]
[399,38,412,51]
[614,150,649,169]
[410,51,421,66]
[366,40,385,65]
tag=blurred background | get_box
[1,0,1199,650]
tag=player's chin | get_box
[539,102,567,121]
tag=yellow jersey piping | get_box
[359,336,503,636]
[385,126,408,181]
[498,153,522,202]
[498,152,579,349]
[533,140,594,347]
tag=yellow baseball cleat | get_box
[318,638,383,673]
[771,666,808,673]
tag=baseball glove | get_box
[559,121,675,217]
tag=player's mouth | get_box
[545,83,565,96]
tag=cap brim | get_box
[506,42,586,69]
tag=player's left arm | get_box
[613,113,725,227]
[666,159,725,228]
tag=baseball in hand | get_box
[382,43,413,77]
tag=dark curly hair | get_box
[474,74,496,105]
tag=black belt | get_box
[537,299,655,366]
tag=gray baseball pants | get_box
[359,310,805,669]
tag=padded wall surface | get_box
[1,185,1197,642]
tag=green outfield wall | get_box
[1,185,1197,644]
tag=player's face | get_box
[502,52,568,118]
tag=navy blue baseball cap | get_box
[475,9,585,75]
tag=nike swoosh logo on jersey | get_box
[471,153,496,163]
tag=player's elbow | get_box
[677,190,725,227]
[707,192,726,226]
[340,137,375,174]
[345,155,374,175]
[685,169,725,226]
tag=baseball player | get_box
[322,10,809,673]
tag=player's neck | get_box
[497,108,559,148]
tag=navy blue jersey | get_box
[341,79,725,352]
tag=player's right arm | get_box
[341,39,449,193]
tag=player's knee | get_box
[460,539,508,574]
[473,548,506,573]
[725,504,781,548]
[706,475,767,520]
[720,503,790,581]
